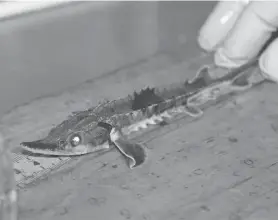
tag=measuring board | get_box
[12,153,71,188]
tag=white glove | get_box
[198,0,278,83]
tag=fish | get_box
[21,60,261,169]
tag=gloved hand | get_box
[198,1,278,83]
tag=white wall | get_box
[0,1,216,117]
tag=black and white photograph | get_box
[1,1,278,220]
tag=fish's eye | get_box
[69,134,82,147]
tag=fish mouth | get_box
[21,140,57,150]
[20,140,70,156]
[20,140,111,156]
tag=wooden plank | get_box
[9,52,278,220]
[17,83,278,220]
[1,52,209,188]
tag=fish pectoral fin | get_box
[110,128,147,169]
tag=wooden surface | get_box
[1,46,206,187]
[2,50,278,220]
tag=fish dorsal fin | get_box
[131,87,164,111]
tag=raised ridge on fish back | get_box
[20,67,210,156]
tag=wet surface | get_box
[2,50,278,219]
[16,82,278,220]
